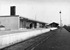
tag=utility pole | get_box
[59,10,62,27]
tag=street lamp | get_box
[59,10,62,27]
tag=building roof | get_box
[0,15,19,17]
[20,17,29,21]
[20,16,48,24]
[0,15,48,24]
[49,22,59,25]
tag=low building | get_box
[49,22,59,27]
[0,6,47,30]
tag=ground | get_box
[1,28,70,50]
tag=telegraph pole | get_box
[59,10,62,27]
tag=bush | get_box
[63,25,70,32]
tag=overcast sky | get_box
[0,0,70,25]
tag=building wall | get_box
[20,20,31,29]
[20,21,27,28]
[0,16,19,30]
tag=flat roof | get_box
[0,15,19,17]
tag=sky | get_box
[0,0,70,25]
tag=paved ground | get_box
[0,28,45,35]
[1,28,70,50]
[1,28,55,50]
[33,28,70,50]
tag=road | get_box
[1,28,70,50]
[33,28,70,50]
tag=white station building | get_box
[0,6,47,30]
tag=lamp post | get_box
[59,11,62,27]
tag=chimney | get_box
[10,6,16,16]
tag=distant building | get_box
[49,22,59,27]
